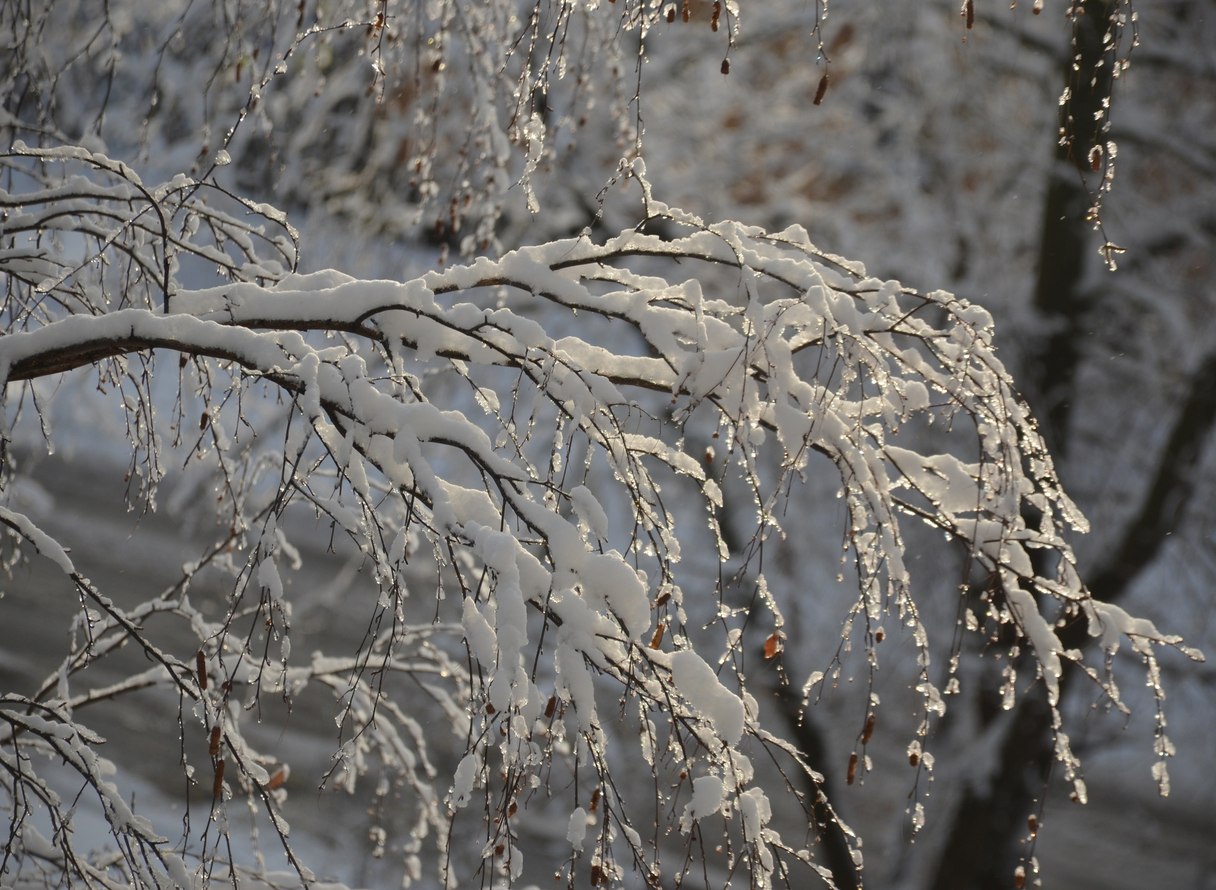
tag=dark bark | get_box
[1028,165,1091,456]
[1027,0,1118,456]
[930,695,1054,890]
[771,682,863,890]
[1085,350,1216,604]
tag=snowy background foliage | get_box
[2,2,1214,889]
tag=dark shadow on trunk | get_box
[771,681,863,890]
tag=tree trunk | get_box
[925,4,1206,888]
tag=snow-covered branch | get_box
[1,146,1199,889]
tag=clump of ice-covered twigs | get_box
[0,159,1200,889]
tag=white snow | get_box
[569,484,609,540]
[566,806,589,851]
[670,650,745,747]
[679,775,726,831]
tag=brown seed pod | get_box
[720,58,730,75]
[846,752,859,785]
[544,695,557,718]
[682,0,691,22]
[1089,145,1103,171]
[814,73,829,106]
[1027,813,1039,837]
[1014,865,1026,889]
[909,749,920,767]
[590,787,601,813]
[711,1,721,31]
[861,712,876,745]
[964,0,975,29]
[667,6,676,22]
[196,650,208,691]
[212,758,226,800]
[650,622,666,650]
[209,725,222,759]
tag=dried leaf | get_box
[763,632,782,660]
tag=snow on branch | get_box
[0,154,1199,889]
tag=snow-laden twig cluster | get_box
[1,146,1199,888]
